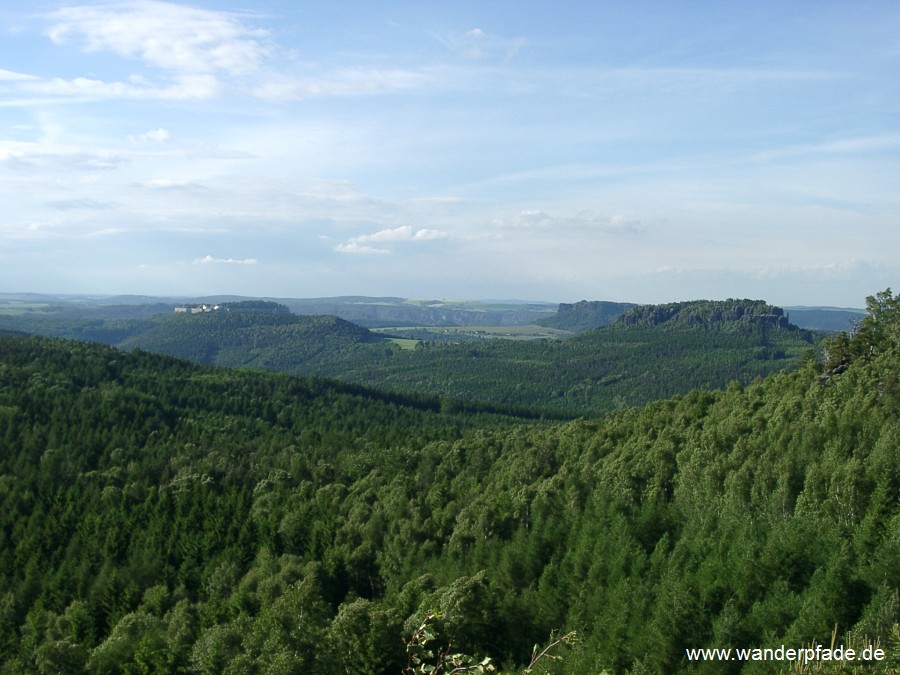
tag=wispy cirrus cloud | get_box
[0,139,126,171]
[0,68,38,81]
[9,2,428,104]
[0,135,243,176]
[192,255,258,265]
[753,258,879,281]
[140,178,207,191]
[20,73,223,101]
[250,68,429,101]
[750,133,900,162]
[47,197,117,210]
[492,209,641,232]
[437,27,527,63]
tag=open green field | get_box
[384,337,420,350]
[0,302,52,316]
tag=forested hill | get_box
[0,290,896,673]
[617,298,794,329]
[118,303,381,369]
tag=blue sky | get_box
[1,1,897,306]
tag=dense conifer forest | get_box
[0,290,897,672]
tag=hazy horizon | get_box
[0,289,872,314]
[1,1,897,307]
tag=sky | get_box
[1,1,898,306]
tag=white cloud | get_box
[44,1,270,76]
[334,242,390,255]
[192,255,257,265]
[20,4,427,104]
[141,179,206,191]
[3,2,271,104]
[23,73,223,101]
[353,226,412,242]
[0,69,38,81]
[139,128,171,143]
[335,225,447,254]
[355,225,447,242]
[412,228,446,240]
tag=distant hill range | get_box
[278,296,557,327]
[536,298,865,333]
[0,294,822,414]
[783,306,866,332]
[0,293,558,328]
[0,292,864,333]
[535,300,638,332]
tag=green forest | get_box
[0,290,897,673]
[5,297,821,416]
